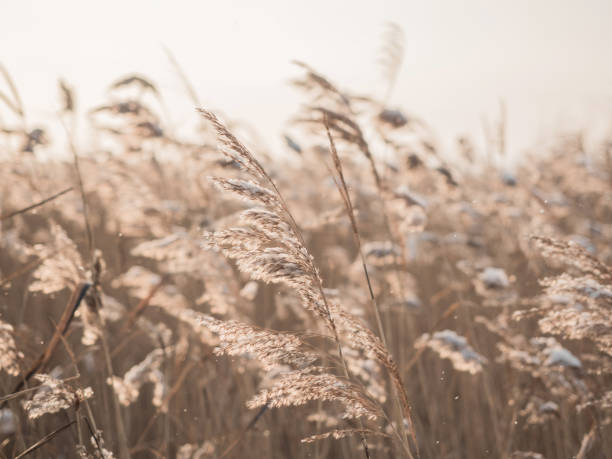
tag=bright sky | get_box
[1,0,611,157]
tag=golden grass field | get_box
[0,45,611,458]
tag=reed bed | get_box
[0,51,610,458]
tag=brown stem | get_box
[0,187,73,221]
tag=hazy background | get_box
[1,0,611,157]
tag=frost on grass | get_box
[543,344,581,368]
[522,236,612,357]
[416,329,487,374]
[519,396,560,425]
[479,267,510,289]
[0,408,16,435]
[362,241,400,267]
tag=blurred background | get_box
[2,0,611,157]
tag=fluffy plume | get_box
[531,236,611,283]
[519,236,612,357]
[209,177,280,209]
[29,223,84,294]
[22,374,93,419]
[107,348,168,409]
[247,369,381,421]
[198,109,266,179]
[177,442,216,459]
[198,314,317,370]
[0,320,23,376]
[416,330,488,374]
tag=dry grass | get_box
[0,52,611,459]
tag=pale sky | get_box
[1,0,611,157]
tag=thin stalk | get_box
[323,120,387,347]
[55,332,86,451]
[324,121,416,458]
[61,118,94,259]
[98,326,131,458]
[14,420,76,458]
[0,186,72,221]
